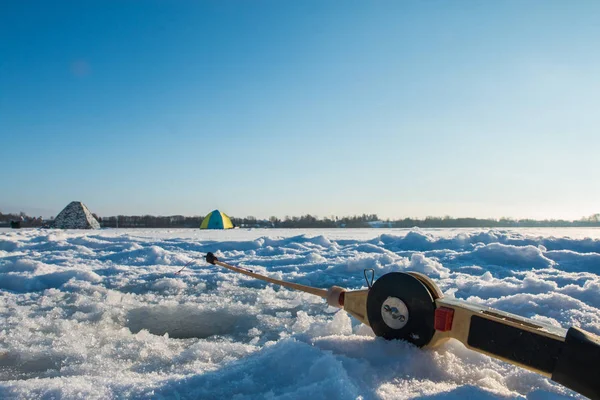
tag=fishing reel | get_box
[366,271,439,347]
[206,253,600,399]
[330,270,600,399]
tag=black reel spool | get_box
[366,272,436,347]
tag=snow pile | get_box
[1,228,598,399]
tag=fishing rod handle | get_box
[552,327,600,400]
[434,298,600,399]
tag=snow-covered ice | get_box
[1,228,599,399]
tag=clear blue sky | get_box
[1,1,599,220]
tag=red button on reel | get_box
[434,307,454,332]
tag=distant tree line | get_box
[230,214,381,228]
[0,211,45,228]
[390,215,600,228]
[99,215,203,228]
[234,214,600,228]
[86,212,600,228]
[2,210,600,229]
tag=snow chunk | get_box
[408,253,450,278]
[469,243,555,269]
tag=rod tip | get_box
[206,252,218,265]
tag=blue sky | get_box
[1,1,599,220]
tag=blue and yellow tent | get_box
[200,210,234,229]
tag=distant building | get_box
[367,220,393,228]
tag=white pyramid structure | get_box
[53,201,101,229]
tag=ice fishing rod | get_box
[205,252,599,399]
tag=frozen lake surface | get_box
[1,228,599,399]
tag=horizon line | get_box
[3,209,599,223]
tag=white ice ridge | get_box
[0,227,598,399]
